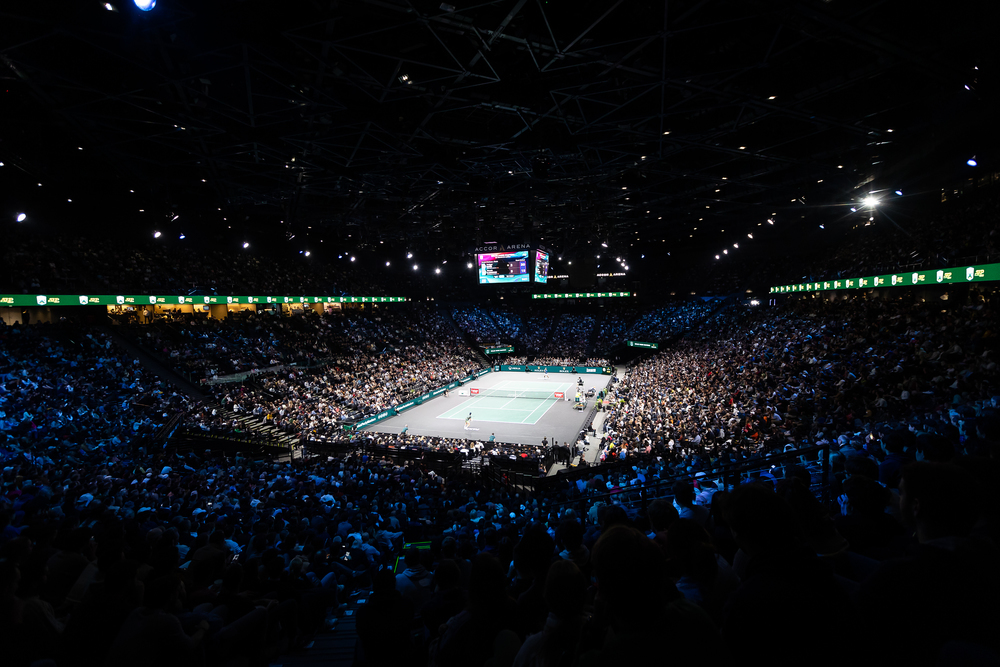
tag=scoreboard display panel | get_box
[534,250,550,283]
[477,250,530,284]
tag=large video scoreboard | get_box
[477,250,530,284]
[534,250,550,284]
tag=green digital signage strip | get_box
[0,294,408,307]
[485,345,515,354]
[531,292,631,299]
[627,340,659,349]
[769,263,1000,295]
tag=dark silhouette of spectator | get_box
[512,559,587,667]
[581,525,722,664]
[722,483,855,667]
[858,462,1000,665]
[433,553,519,667]
[356,567,416,665]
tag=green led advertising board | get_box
[627,340,659,349]
[531,292,631,299]
[485,345,515,354]
[0,294,407,307]
[769,263,1000,294]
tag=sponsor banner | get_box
[485,345,514,354]
[531,291,631,299]
[770,262,1000,294]
[500,365,525,371]
[627,340,659,350]
[0,294,408,307]
[470,388,481,395]
[554,392,565,399]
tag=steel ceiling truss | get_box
[0,0,979,253]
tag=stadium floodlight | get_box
[967,158,978,167]
[304,251,310,257]
[895,190,903,195]
[179,234,186,239]
[467,262,473,268]
[133,0,156,10]
[435,268,441,274]
[386,261,390,266]
[16,213,27,222]
[407,252,413,258]
[350,256,355,262]
[863,195,879,207]
[413,264,418,270]
[153,231,161,238]
[243,242,250,249]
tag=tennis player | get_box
[465,412,473,430]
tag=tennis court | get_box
[361,370,608,446]
[437,379,574,425]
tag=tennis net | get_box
[469,388,564,400]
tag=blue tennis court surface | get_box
[437,380,574,425]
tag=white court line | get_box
[520,397,559,424]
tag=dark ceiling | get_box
[1,0,996,272]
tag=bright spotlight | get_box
[767,218,774,225]
[715,255,720,259]
[467,262,473,268]
[863,195,879,207]
[350,256,355,262]
[895,190,903,195]
[723,250,728,255]
[304,251,311,257]
[16,213,26,222]
[435,268,441,274]
[819,224,825,229]
[850,207,857,212]
[133,0,155,10]
[413,264,418,270]
[153,231,161,238]
[179,234,186,240]
[967,158,978,167]
[601,242,608,248]
[407,252,413,258]
[103,3,116,11]
[243,242,250,249]
[386,261,391,266]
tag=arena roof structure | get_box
[1,0,996,272]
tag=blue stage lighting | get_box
[134,0,155,11]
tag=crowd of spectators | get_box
[592,307,636,355]
[624,300,719,342]
[518,315,554,353]
[451,306,520,345]
[4,280,1000,665]
[540,315,594,360]
[1,322,193,459]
